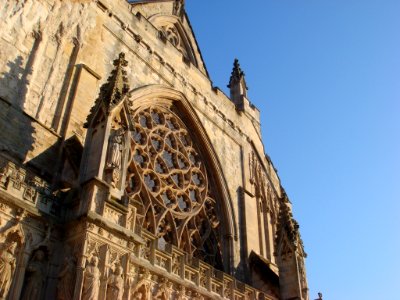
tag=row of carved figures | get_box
[80,256,207,300]
[0,215,212,300]
[0,211,55,300]
[0,227,129,299]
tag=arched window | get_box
[125,103,224,270]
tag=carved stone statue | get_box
[106,129,125,187]
[82,256,101,300]
[107,129,124,169]
[153,277,172,300]
[192,291,204,300]
[0,220,24,299]
[106,264,124,300]
[130,268,152,300]
[0,240,18,298]
[21,249,47,300]
[56,255,76,300]
[176,286,187,300]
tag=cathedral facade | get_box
[0,0,309,299]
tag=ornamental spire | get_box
[85,52,130,127]
[100,52,130,111]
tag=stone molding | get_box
[0,155,60,216]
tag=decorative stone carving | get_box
[171,253,181,275]
[192,291,204,300]
[161,25,180,48]
[0,0,310,298]
[21,248,47,300]
[0,241,18,298]
[0,160,60,215]
[223,280,233,299]
[130,267,152,300]
[106,128,125,188]
[249,152,279,219]
[106,264,124,300]
[56,254,76,300]
[127,206,137,231]
[0,165,11,189]
[153,277,172,300]
[126,105,223,269]
[0,226,23,299]
[85,53,130,129]
[104,206,124,226]
[81,256,101,300]
[176,285,187,300]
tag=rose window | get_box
[126,105,223,269]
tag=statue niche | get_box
[56,254,76,300]
[80,52,131,203]
[153,277,173,300]
[105,127,126,189]
[20,247,48,300]
[0,226,24,299]
[130,267,152,300]
[81,255,101,300]
[106,264,124,300]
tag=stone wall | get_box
[0,0,308,299]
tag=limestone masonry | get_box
[0,1,309,299]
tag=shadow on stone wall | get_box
[0,55,36,165]
[0,52,59,180]
[0,37,78,182]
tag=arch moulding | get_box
[125,84,237,273]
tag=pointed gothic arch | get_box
[124,85,236,273]
[149,15,199,67]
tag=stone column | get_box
[72,236,88,300]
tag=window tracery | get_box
[161,25,180,48]
[125,105,223,270]
[157,22,197,66]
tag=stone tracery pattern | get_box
[158,23,195,65]
[126,105,223,269]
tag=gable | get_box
[129,1,209,77]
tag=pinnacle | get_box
[227,58,247,89]
[84,52,130,127]
[102,52,130,110]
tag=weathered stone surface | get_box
[0,1,308,299]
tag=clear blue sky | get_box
[186,1,400,299]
